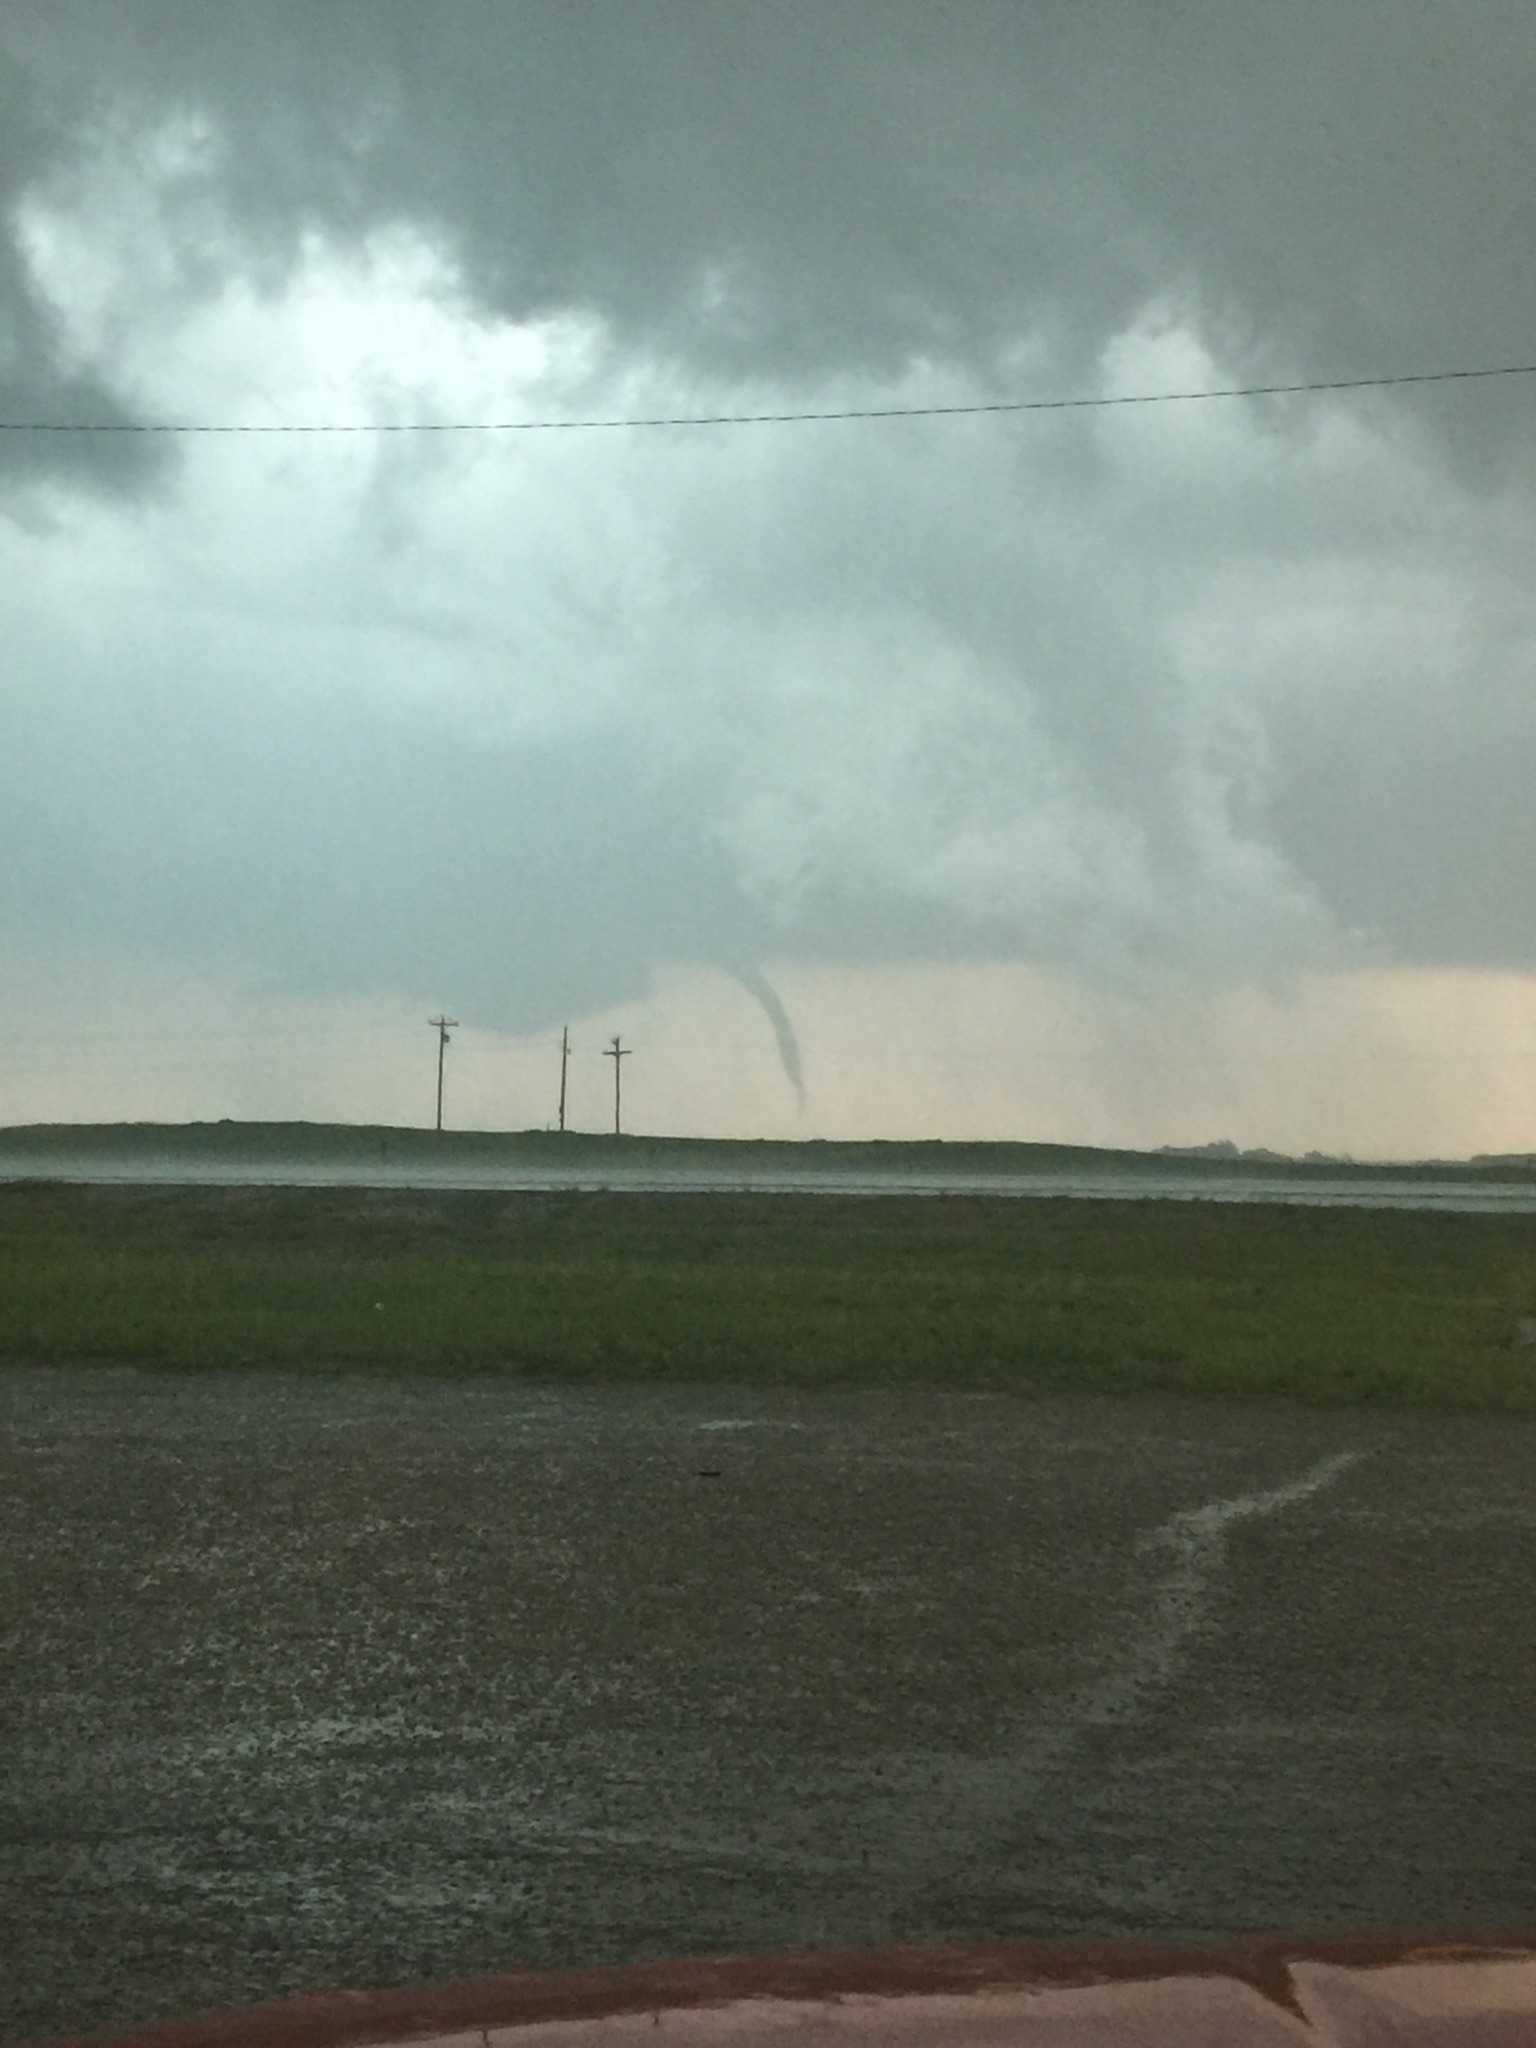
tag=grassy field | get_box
[2,1182,1535,1410]
[3,1117,1534,1183]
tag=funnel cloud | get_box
[729,967,806,1112]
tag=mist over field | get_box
[3,3,1535,1154]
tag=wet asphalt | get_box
[2,1365,1534,2043]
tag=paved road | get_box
[3,1367,1533,2042]
[6,1156,1536,1209]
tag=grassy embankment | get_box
[2,1117,1533,1182]
[2,1180,1535,1410]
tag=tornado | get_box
[728,965,806,1111]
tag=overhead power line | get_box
[2,361,1535,435]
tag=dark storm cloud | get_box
[12,2,1536,418]
[4,0,1536,1031]
[0,35,164,491]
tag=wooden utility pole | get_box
[604,1035,630,1136]
[428,1015,458,1131]
[557,1026,570,1133]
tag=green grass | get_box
[2,1183,1535,1410]
[5,1117,1534,1183]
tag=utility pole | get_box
[428,1015,458,1132]
[557,1026,570,1133]
[604,1035,630,1136]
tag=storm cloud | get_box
[2,3,1535,1140]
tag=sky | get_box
[2,1,1535,1157]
